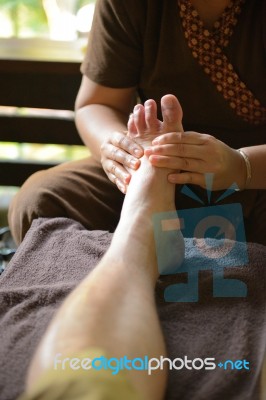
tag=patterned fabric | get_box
[178,0,266,125]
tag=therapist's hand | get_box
[145,131,246,190]
[101,131,143,194]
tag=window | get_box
[0,0,95,40]
[0,1,96,216]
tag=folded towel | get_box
[0,217,265,400]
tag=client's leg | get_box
[26,97,183,400]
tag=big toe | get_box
[161,94,183,133]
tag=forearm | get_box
[240,145,266,189]
[75,103,128,160]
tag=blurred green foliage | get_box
[0,0,48,36]
[0,0,95,38]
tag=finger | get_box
[152,131,209,146]
[148,154,182,169]
[145,143,206,160]
[168,172,205,187]
[112,131,143,158]
[148,154,205,172]
[104,143,141,170]
[115,178,127,194]
[108,173,127,194]
[104,159,131,185]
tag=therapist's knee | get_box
[8,168,64,245]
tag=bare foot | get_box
[111,95,185,281]
[127,94,183,151]
[123,95,182,214]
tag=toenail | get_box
[162,97,175,108]
[134,104,142,113]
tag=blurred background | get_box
[0,0,95,40]
[0,0,95,226]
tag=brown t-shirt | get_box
[81,0,266,148]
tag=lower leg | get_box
[26,109,180,400]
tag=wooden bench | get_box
[0,51,83,187]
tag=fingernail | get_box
[168,175,176,182]
[152,139,159,145]
[134,148,142,157]
[145,147,152,155]
[130,159,138,169]
[117,182,125,193]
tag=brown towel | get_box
[0,217,265,400]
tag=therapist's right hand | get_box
[100,131,144,194]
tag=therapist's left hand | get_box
[145,131,246,190]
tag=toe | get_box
[133,104,146,135]
[144,100,162,134]
[161,94,183,133]
[127,113,138,137]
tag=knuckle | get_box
[105,159,112,172]
[164,157,171,167]
[176,143,185,155]
[187,174,193,184]
[109,173,116,185]
[114,133,127,148]
[203,133,213,141]
[110,163,117,176]
[172,132,180,141]
[126,155,133,167]
[204,134,215,147]
[153,145,163,154]
[182,158,190,169]
[128,141,138,154]
[111,146,120,161]
[112,164,118,176]
[101,157,108,169]
[106,171,113,183]
[100,142,105,153]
